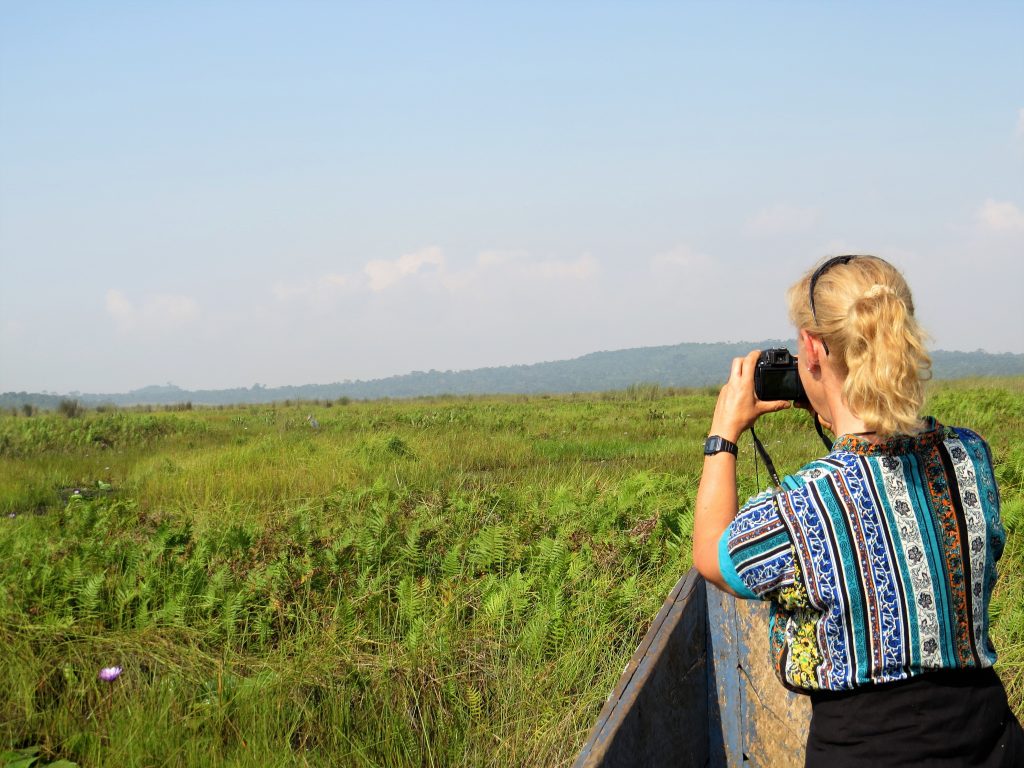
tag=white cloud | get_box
[745,204,819,237]
[322,273,351,288]
[364,246,444,291]
[471,250,599,281]
[272,246,446,306]
[266,247,601,331]
[274,247,599,305]
[476,250,520,267]
[105,289,200,332]
[272,280,312,302]
[523,253,599,281]
[977,199,1024,234]
[105,289,133,323]
[438,250,599,293]
[651,244,713,272]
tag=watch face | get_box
[704,436,735,455]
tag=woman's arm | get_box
[694,448,741,594]
[693,350,790,593]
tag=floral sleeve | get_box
[717,489,796,599]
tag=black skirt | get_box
[805,667,1024,767]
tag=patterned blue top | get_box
[717,418,1006,692]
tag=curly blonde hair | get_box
[786,255,932,437]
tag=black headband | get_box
[807,254,859,355]
[808,254,859,324]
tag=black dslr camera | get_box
[754,348,806,403]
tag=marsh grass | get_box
[0,382,1021,766]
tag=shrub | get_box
[57,399,83,418]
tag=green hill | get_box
[4,341,1024,408]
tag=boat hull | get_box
[575,569,810,767]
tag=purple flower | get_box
[98,666,123,682]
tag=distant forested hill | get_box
[4,341,1024,408]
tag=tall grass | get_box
[0,382,1021,766]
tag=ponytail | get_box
[787,256,932,437]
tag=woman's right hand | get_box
[708,349,791,442]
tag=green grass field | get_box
[2,380,1023,767]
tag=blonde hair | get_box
[786,255,932,437]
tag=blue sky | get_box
[1,2,1022,393]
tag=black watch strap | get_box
[704,435,738,456]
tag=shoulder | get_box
[734,457,846,521]
[778,455,852,499]
[942,424,995,465]
[947,424,985,444]
[731,458,847,544]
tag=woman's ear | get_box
[799,328,823,371]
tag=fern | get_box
[358,508,394,566]
[61,556,84,595]
[222,590,244,639]
[255,609,274,648]
[201,566,231,613]
[332,593,357,637]
[78,573,105,616]
[520,609,550,659]
[399,522,425,571]
[404,617,425,652]
[157,597,185,627]
[566,550,589,583]
[115,583,139,626]
[543,585,570,654]
[468,526,508,572]
[482,587,508,620]
[1002,497,1023,533]
[464,684,483,721]
[534,536,569,585]
[441,543,464,578]
[396,575,422,625]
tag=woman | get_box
[693,255,1023,766]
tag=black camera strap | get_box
[812,413,833,451]
[750,411,834,491]
[750,427,782,489]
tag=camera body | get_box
[754,348,806,403]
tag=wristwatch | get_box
[704,435,738,457]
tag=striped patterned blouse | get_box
[717,418,1006,692]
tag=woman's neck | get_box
[824,389,875,439]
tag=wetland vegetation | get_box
[2,379,1022,766]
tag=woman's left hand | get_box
[709,349,791,441]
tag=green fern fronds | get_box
[441,543,464,577]
[468,526,508,572]
[222,590,244,639]
[78,573,105,615]
[464,684,483,721]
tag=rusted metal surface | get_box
[574,569,711,767]
[574,570,812,767]
[707,586,811,767]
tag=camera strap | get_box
[812,414,833,451]
[750,412,834,491]
[750,427,782,489]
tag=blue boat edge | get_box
[574,568,810,768]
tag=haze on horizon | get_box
[1,2,1022,395]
